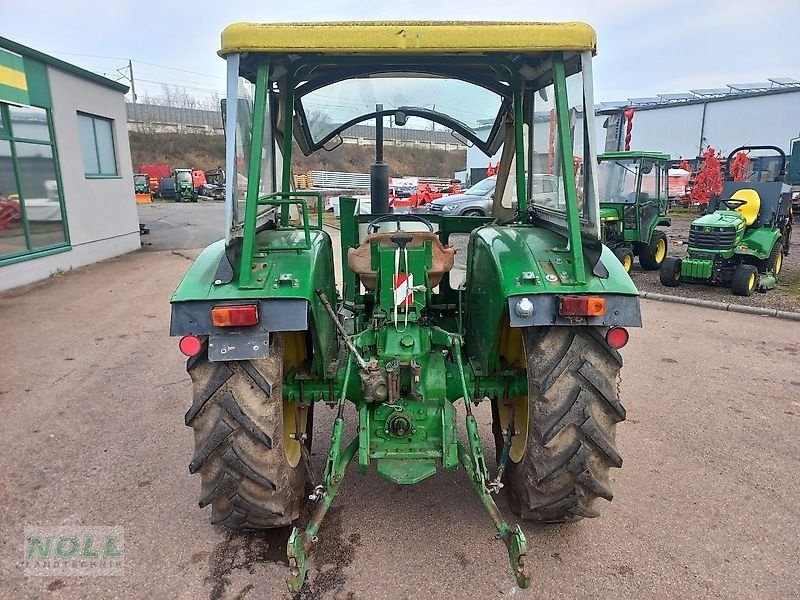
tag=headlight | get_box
[445,203,459,210]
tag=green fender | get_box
[170,229,337,374]
[739,227,780,261]
[464,224,640,370]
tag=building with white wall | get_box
[464,79,800,181]
[597,81,800,159]
[0,37,140,292]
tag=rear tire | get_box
[494,327,625,523]
[659,257,682,287]
[731,264,758,296]
[639,230,668,270]
[185,334,308,529]
[613,246,634,273]
[758,241,783,277]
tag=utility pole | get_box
[128,59,137,104]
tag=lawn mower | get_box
[660,145,792,295]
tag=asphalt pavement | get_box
[0,203,798,599]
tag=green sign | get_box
[0,48,30,105]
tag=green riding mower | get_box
[660,145,792,296]
[169,21,641,591]
[597,151,671,273]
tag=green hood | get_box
[692,210,745,230]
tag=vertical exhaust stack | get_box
[370,104,390,215]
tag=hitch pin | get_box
[488,426,514,494]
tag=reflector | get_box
[179,335,203,356]
[558,296,606,317]
[606,327,629,349]
[211,304,259,327]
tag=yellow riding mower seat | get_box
[729,189,761,225]
[348,231,456,290]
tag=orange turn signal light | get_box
[211,304,259,327]
[559,296,606,317]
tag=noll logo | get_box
[704,227,711,233]
[24,526,123,576]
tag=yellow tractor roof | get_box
[219,21,596,56]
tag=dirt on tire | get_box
[185,333,307,529]
[495,326,625,522]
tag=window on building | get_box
[0,102,68,263]
[78,112,118,177]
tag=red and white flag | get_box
[393,273,414,307]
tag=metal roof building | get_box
[597,78,800,159]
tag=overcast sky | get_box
[3,0,799,104]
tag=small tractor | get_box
[597,151,671,272]
[660,145,792,295]
[174,168,198,202]
[133,173,152,203]
[170,21,641,591]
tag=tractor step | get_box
[376,458,437,484]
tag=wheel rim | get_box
[283,402,308,468]
[623,254,632,272]
[283,332,309,467]
[775,249,783,275]
[748,272,756,290]
[497,396,529,463]
[655,238,667,263]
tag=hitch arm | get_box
[450,335,529,588]
[458,443,529,589]
[287,352,357,592]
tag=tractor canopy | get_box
[216,21,604,263]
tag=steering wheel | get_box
[721,198,747,211]
[366,213,434,234]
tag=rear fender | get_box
[464,224,640,370]
[170,232,337,372]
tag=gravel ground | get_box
[631,212,800,313]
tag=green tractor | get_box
[597,151,671,273]
[660,145,792,296]
[170,21,641,591]
[174,168,197,202]
[133,173,150,194]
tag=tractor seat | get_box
[348,231,456,290]
[729,189,761,225]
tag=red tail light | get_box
[179,335,203,356]
[211,304,259,327]
[606,327,629,349]
[559,296,606,317]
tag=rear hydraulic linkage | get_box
[287,293,529,591]
[450,335,529,589]
[287,353,356,592]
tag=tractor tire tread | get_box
[497,327,625,523]
[185,335,306,530]
[639,230,667,270]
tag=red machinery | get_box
[0,194,21,231]
[138,163,171,195]
[389,181,462,210]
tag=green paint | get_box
[513,80,527,214]
[0,36,128,94]
[239,61,269,288]
[552,53,586,283]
